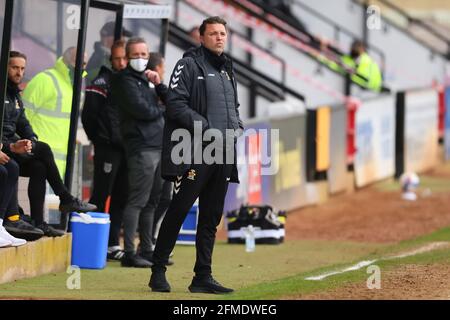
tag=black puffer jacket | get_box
[161,46,243,182]
[110,66,166,154]
[82,66,123,149]
[1,81,37,152]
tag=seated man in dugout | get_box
[0,144,27,247]
[1,51,97,238]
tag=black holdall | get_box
[226,205,287,244]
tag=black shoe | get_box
[107,249,125,261]
[59,198,97,213]
[141,250,153,260]
[3,219,44,241]
[36,222,65,237]
[141,251,174,266]
[149,270,171,292]
[188,275,234,294]
[121,253,153,268]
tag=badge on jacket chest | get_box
[187,169,196,181]
[222,70,231,81]
[15,99,20,109]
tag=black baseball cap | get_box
[100,21,133,38]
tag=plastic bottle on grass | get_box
[245,225,255,252]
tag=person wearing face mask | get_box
[341,40,382,92]
[110,37,166,268]
[22,47,88,178]
[319,39,382,92]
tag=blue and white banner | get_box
[354,95,396,187]
[404,89,439,173]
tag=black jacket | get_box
[86,42,110,84]
[161,46,243,183]
[1,81,37,152]
[82,66,123,149]
[110,66,166,154]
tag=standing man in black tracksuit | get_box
[111,37,167,268]
[82,40,128,261]
[149,16,244,294]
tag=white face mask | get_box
[129,58,148,72]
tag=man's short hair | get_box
[148,52,164,71]
[199,16,227,36]
[111,39,126,52]
[125,37,147,56]
[351,40,365,52]
[9,51,27,61]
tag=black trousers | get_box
[90,144,128,247]
[153,163,230,276]
[7,141,70,225]
[151,179,173,243]
[0,159,19,219]
[123,150,163,254]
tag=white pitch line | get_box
[304,242,450,281]
[305,260,377,281]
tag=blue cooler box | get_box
[176,204,198,245]
[70,212,110,269]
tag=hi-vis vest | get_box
[22,58,80,178]
[318,52,382,92]
[341,53,382,92]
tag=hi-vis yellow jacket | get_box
[22,57,85,178]
[341,52,382,92]
[318,52,383,92]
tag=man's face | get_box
[68,49,87,70]
[102,35,115,49]
[8,57,26,85]
[111,47,127,71]
[200,23,227,55]
[128,42,149,60]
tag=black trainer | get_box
[149,270,171,292]
[121,253,153,268]
[107,249,125,261]
[188,275,234,294]
[59,198,97,213]
[3,218,44,241]
[36,222,65,237]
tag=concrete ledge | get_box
[305,181,329,206]
[0,234,71,284]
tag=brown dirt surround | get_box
[283,188,450,243]
[295,263,450,300]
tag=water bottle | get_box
[245,225,255,252]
